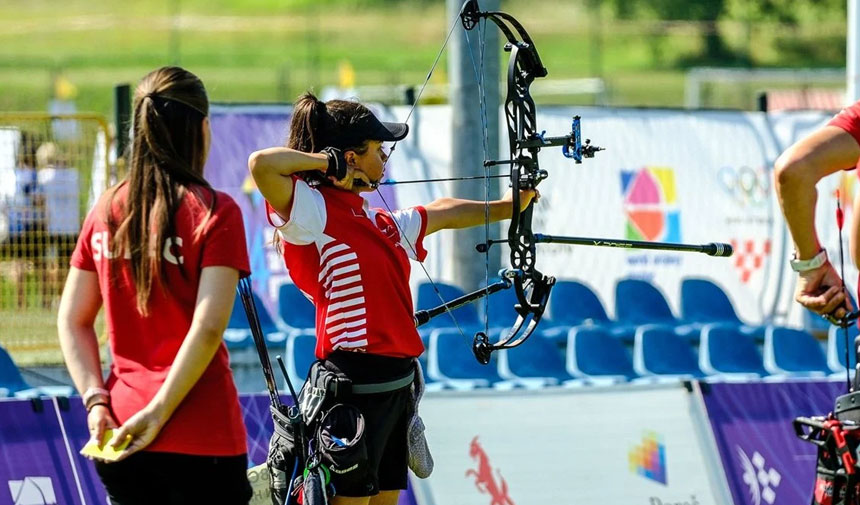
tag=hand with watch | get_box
[791,248,854,323]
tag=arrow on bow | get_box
[375,0,732,365]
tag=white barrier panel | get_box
[413,384,730,505]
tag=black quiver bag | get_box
[267,404,304,505]
[316,403,368,489]
[267,361,365,505]
[795,392,860,505]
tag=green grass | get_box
[0,1,849,117]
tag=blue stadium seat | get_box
[565,327,638,384]
[415,281,481,330]
[699,324,768,379]
[804,307,834,337]
[616,279,677,325]
[417,334,447,392]
[808,293,859,339]
[616,279,697,341]
[285,332,317,389]
[278,283,316,331]
[496,329,581,388]
[680,278,768,341]
[680,278,742,325]
[426,329,513,389]
[483,285,521,328]
[827,324,860,373]
[763,326,830,377]
[225,291,286,349]
[224,295,253,349]
[633,325,705,379]
[543,280,638,343]
[0,345,31,396]
[547,280,610,326]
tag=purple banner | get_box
[0,397,98,505]
[702,380,845,505]
[0,394,416,505]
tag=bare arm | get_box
[248,147,328,218]
[774,126,860,259]
[774,125,860,316]
[110,265,240,457]
[424,188,537,235]
[58,267,118,449]
[57,267,104,396]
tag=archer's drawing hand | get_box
[795,261,852,320]
[501,188,539,214]
[331,166,373,192]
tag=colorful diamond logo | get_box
[621,167,681,243]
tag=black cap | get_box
[329,113,409,150]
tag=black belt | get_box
[350,370,415,394]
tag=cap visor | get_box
[379,121,409,141]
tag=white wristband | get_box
[790,249,828,272]
[82,387,110,408]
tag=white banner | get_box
[386,106,789,326]
[413,384,729,505]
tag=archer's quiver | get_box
[267,405,301,505]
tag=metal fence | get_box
[0,113,110,362]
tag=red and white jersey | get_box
[267,177,427,359]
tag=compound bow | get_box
[377,0,731,365]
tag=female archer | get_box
[249,91,535,505]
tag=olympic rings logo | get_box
[717,166,770,207]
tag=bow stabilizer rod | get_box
[478,235,734,257]
[414,276,512,328]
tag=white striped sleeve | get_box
[267,178,327,245]
[390,206,428,261]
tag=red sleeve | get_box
[201,194,251,278]
[387,205,427,262]
[413,206,428,262]
[829,101,860,166]
[70,210,96,271]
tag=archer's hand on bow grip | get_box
[321,147,348,181]
[795,261,850,320]
[501,188,539,214]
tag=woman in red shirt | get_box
[57,66,252,505]
[249,92,535,505]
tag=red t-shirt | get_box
[71,184,250,456]
[829,101,860,169]
[267,178,427,359]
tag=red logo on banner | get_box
[465,436,516,505]
[731,239,771,283]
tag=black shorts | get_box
[324,351,413,497]
[94,451,252,505]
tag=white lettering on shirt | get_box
[91,231,183,264]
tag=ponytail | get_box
[108,66,214,316]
